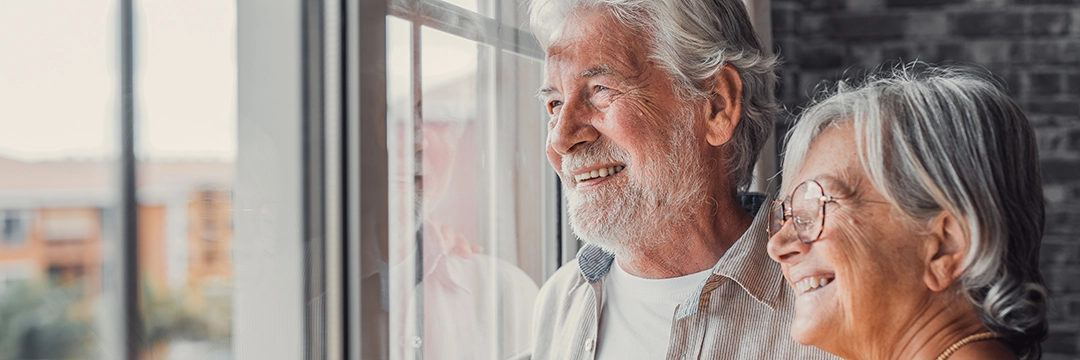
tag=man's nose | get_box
[767,223,810,264]
[548,98,599,155]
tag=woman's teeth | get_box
[795,276,833,295]
[574,165,625,182]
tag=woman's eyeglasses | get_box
[767,179,836,244]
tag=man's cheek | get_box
[545,146,563,171]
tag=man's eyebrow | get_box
[581,64,613,78]
[536,85,556,101]
[535,65,614,100]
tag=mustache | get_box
[560,139,631,175]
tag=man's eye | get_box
[595,85,610,92]
[547,100,563,114]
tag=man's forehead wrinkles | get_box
[547,30,585,58]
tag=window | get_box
[1,0,237,359]
[1,210,30,247]
[3,0,563,359]
[1,1,120,355]
[135,1,237,358]
[42,209,97,242]
[381,1,556,358]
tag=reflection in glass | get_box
[0,1,118,358]
[134,0,237,358]
[386,16,416,360]
[387,22,541,359]
[499,51,547,284]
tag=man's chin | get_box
[570,226,628,255]
[568,208,642,255]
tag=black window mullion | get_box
[119,0,141,359]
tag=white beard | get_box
[562,108,709,256]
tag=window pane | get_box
[0,0,120,358]
[441,0,481,14]
[1,210,31,248]
[135,0,236,358]
[386,16,416,359]
[499,0,530,30]
[387,21,542,358]
[499,51,548,283]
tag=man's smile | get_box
[571,164,626,184]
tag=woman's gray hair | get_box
[781,63,1047,359]
[528,0,779,190]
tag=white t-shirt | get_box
[596,259,714,359]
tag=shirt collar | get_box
[576,244,615,282]
[707,203,784,307]
[670,204,783,319]
[575,193,776,301]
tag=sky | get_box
[0,0,237,162]
[0,0,494,163]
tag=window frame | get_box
[0,210,31,247]
[343,1,558,359]
[238,0,773,358]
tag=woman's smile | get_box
[791,274,835,296]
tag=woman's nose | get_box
[767,222,810,264]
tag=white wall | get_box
[234,1,304,358]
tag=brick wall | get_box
[772,0,1080,358]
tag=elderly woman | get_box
[767,65,1048,360]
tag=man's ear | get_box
[705,64,744,147]
[923,211,969,292]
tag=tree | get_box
[0,280,94,360]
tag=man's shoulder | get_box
[529,258,596,359]
[536,258,587,304]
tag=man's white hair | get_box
[529,0,779,190]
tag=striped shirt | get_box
[527,194,839,360]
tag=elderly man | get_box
[528,0,837,359]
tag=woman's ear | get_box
[923,211,969,292]
[704,64,743,147]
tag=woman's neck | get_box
[849,298,1007,360]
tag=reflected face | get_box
[389,121,475,263]
[540,8,708,253]
[418,122,465,211]
[766,123,930,356]
[390,121,467,224]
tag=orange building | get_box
[0,156,233,298]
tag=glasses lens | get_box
[790,181,824,243]
[767,200,784,235]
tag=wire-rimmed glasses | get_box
[767,179,837,244]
